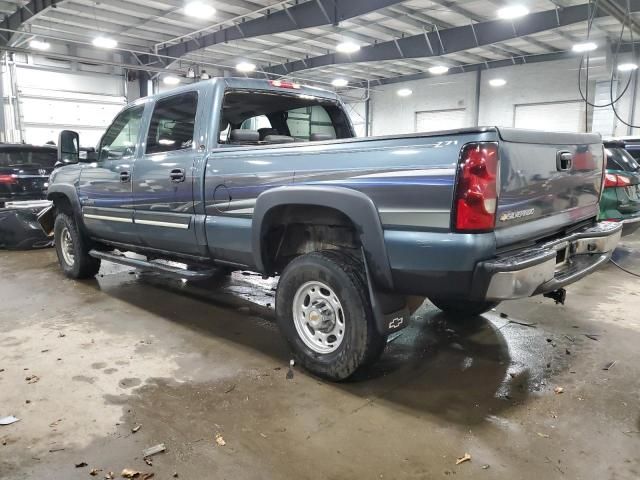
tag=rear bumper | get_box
[472,221,622,301]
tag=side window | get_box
[146,92,198,155]
[99,106,144,161]
[240,115,271,130]
[286,105,336,141]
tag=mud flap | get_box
[361,247,410,335]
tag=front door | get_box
[133,91,201,255]
[78,104,145,244]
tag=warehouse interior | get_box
[1,1,640,479]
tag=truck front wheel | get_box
[275,250,386,381]
[429,297,499,317]
[54,213,101,279]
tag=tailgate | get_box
[495,128,604,247]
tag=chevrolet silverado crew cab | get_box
[41,77,622,380]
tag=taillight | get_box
[604,173,632,187]
[269,80,301,89]
[0,174,17,184]
[453,142,499,232]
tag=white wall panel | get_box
[514,101,583,132]
[416,109,466,132]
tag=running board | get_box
[89,250,215,279]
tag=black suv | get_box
[0,143,57,207]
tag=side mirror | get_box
[79,147,98,162]
[58,130,80,164]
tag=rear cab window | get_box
[219,89,352,146]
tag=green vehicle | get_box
[600,141,640,236]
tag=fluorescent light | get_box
[331,78,348,87]
[428,65,449,75]
[497,5,529,19]
[336,41,361,54]
[489,78,507,87]
[397,88,413,97]
[29,39,50,51]
[92,36,118,49]
[572,42,597,53]
[163,75,181,86]
[236,61,256,73]
[184,1,216,18]
[618,62,639,72]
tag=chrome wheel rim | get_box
[292,281,345,354]
[60,226,75,266]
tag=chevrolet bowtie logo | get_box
[388,317,404,329]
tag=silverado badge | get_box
[499,208,535,222]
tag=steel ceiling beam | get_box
[156,0,407,60]
[265,0,640,76]
[0,0,60,45]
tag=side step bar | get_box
[89,250,215,280]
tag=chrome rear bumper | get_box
[475,221,622,301]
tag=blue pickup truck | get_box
[41,77,622,380]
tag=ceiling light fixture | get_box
[184,1,216,18]
[163,75,181,86]
[572,42,597,53]
[29,39,51,50]
[489,78,507,87]
[618,62,639,72]
[428,65,449,75]
[336,41,361,54]
[497,5,529,19]
[92,36,118,49]
[236,61,256,73]
[331,78,349,87]
[397,88,413,97]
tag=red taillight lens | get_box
[453,143,499,232]
[269,80,301,89]
[604,173,632,187]
[0,174,17,184]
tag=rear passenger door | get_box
[133,91,202,255]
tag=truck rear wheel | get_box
[429,298,499,317]
[54,213,101,279]
[275,250,386,381]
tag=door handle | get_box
[556,151,573,171]
[170,168,186,183]
[119,171,131,182]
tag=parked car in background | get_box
[0,143,57,208]
[604,136,640,161]
[600,141,640,236]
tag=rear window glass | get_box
[0,149,57,168]
[606,148,640,172]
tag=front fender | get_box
[252,186,394,290]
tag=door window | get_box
[99,106,144,161]
[146,92,198,154]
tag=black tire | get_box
[54,213,101,279]
[275,250,387,381]
[429,297,499,317]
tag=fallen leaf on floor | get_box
[456,453,471,465]
[104,472,114,479]
[121,469,142,478]
[603,360,616,371]
[0,416,20,426]
[144,458,152,466]
[89,468,102,476]
[215,434,226,446]
[131,425,141,433]
[537,432,550,438]
[25,375,40,384]
[260,433,267,438]
[554,387,564,394]
[481,464,490,469]
[75,462,88,468]
[49,418,62,427]
[142,443,165,458]
[224,384,236,394]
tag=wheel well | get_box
[50,193,73,216]
[261,205,360,275]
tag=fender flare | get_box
[47,184,86,230]
[252,186,394,290]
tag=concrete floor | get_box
[1,235,639,480]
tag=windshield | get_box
[605,147,640,172]
[0,149,57,168]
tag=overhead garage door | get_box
[415,108,466,133]
[514,101,583,132]
[16,67,126,148]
